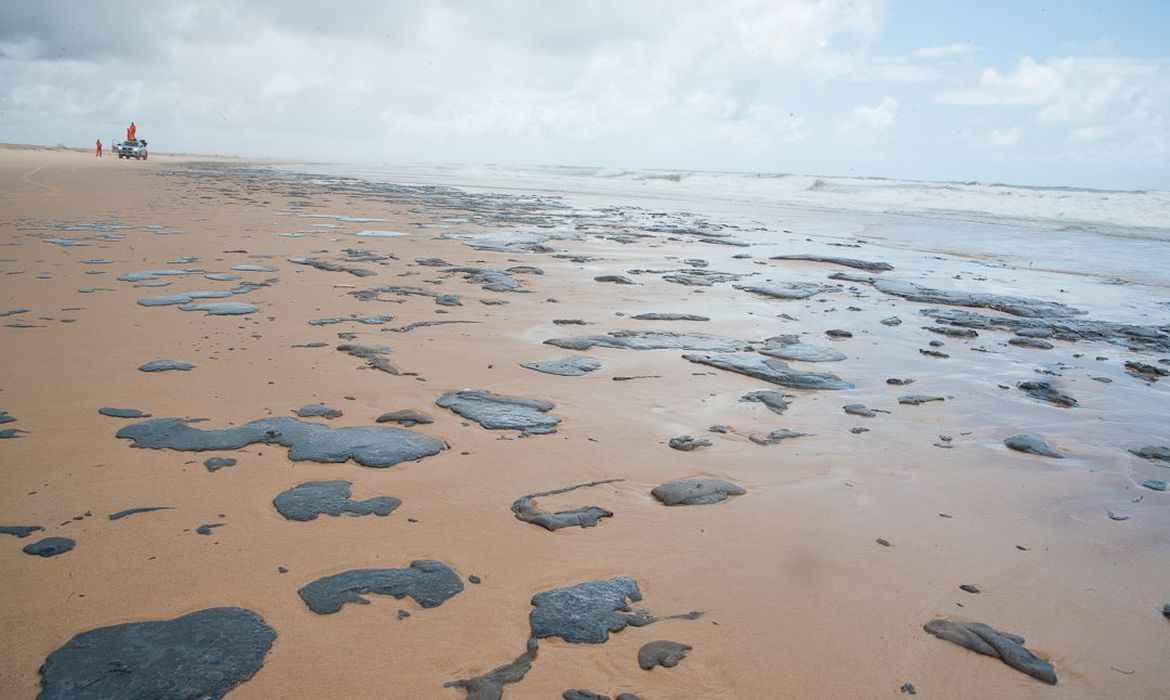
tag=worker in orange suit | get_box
[127,122,136,141]
[96,139,102,157]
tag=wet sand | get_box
[1,146,1168,698]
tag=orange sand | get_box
[1,146,1168,699]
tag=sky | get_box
[1,1,1168,190]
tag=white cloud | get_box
[1032,58,1164,127]
[1069,125,1116,143]
[937,56,1062,105]
[913,42,975,60]
[848,96,899,130]
[858,42,972,86]
[988,127,1022,147]
[870,57,942,84]
[937,55,1170,158]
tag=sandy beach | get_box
[1,145,1168,699]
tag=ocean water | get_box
[276,161,1170,291]
[290,162,1170,232]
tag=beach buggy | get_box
[115,138,148,160]
[115,120,148,160]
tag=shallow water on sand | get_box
[287,161,1170,287]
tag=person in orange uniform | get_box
[96,139,103,157]
[127,122,136,141]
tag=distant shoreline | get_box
[0,141,265,162]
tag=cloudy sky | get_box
[2,1,1168,189]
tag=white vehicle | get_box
[115,139,149,160]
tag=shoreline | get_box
[0,141,255,162]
